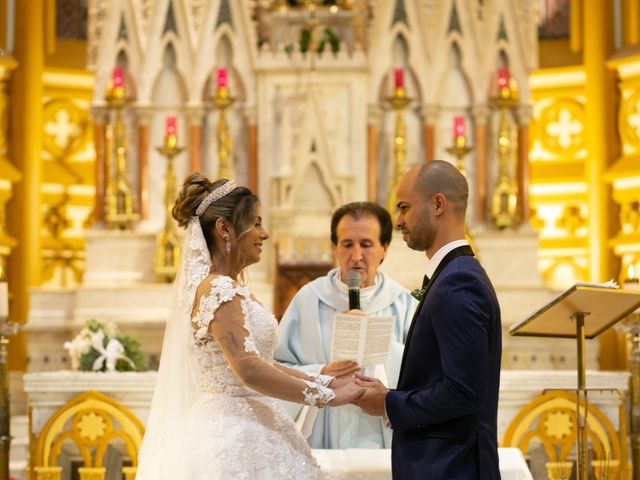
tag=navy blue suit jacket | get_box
[385,248,502,479]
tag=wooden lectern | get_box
[510,284,640,480]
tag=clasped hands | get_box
[324,360,388,417]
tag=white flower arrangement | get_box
[64,319,147,372]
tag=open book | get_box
[330,313,394,367]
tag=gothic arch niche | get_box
[202,33,248,185]
[115,50,137,100]
[435,42,475,222]
[148,42,188,230]
[292,162,336,215]
[376,34,423,208]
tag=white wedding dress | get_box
[136,219,327,480]
[186,276,321,479]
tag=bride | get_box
[136,175,364,479]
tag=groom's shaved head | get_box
[414,160,468,218]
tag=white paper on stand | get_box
[330,313,394,367]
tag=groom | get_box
[354,160,502,479]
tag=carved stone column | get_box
[91,104,109,225]
[420,104,439,162]
[367,104,382,202]
[471,104,490,225]
[516,104,533,226]
[185,104,204,174]
[243,105,258,193]
[134,104,153,220]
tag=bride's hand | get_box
[327,382,365,407]
[329,372,359,389]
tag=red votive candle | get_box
[394,68,404,89]
[217,67,227,89]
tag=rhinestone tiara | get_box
[195,179,237,217]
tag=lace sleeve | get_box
[273,361,334,387]
[202,286,335,406]
[192,276,251,343]
[308,373,335,387]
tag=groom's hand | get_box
[353,373,388,417]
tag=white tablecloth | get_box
[313,447,533,480]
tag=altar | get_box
[313,448,532,479]
[21,369,631,479]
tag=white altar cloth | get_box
[313,447,533,479]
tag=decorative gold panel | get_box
[42,98,89,159]
[539,99,585,155]
[31,391,144,478]
[619,89,640,146]
[34,466,62,480]
[502,390,627,479]
[555,205,587,236]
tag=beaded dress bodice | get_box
[190,276,277,396]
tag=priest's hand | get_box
[352,373,388,417]
[321,360,360,377]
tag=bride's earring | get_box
[223,233,231,254]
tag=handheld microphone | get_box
[346,270,361,310]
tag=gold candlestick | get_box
[385,87,412,213]
[154,138,184,282]
[445,135,473,178]
[104,89,139,229]
[489,91,519,229]
[211,87,236,179]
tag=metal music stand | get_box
[510,284,640,480]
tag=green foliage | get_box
[318,28,340,54]
[411,287,426,302]
[296,27,341,55]
[64,319,148,372]
[116,335,148,372]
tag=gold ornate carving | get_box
[43,197,72,240]
[540,100,585,155]
[555,205,586,236]
[78,467,106,480]
[75,412,108,442]
[529,207,546,232]
[41,194,85,286]
[31,391,144,476]
[620,89,640,144]
[620,200,640,233]
[34,466,62,480]
[42,99,88,159]
[502,390,627,479]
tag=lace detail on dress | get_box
[190,276,278,396]
[302,380,335,406]
[192,276,251,341]
[186,274,321,478]
[310,373,334,387]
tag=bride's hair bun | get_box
[172,173,216,227]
